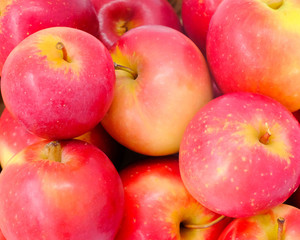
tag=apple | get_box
[218,204,300,239]
[0,229,5,240]
[206,0,300,112]
[115,157,231,239]
[0,108,121,168]
[179,92,300,218]
[101,25,213,156]
[0,139,124,240]
[0,0,100,76]
[181,0,223,55]
[1,26,115,140]
[91,0,182,49]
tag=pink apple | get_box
[1,26,115,140]
[115,157,231,239]
[91,0,182,49]
[0,140,124,240]
[179,92,300,218]
[0,0,99,76]
[182,0,223,55]
[218,204,300,239]
[0,229,5,240]
[206,0,300,112]
[102,25,213,156]
[0,108,121,168]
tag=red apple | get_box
[218,204,300,239]
[0,229,5,240]
[179,92,300,218]
[0,0,99,76]
[0,108,121,168]
[182,0,223,55]
[206,0,300,112]
[115,157,231,239]
[102,25,213,156]
[91,0,182,49]
[0,140,124,240]
[1,26,115,140]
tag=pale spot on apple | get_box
[241,156,246,162]
[230,178,234,183]
[236,186,239,191]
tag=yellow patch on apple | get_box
[35,34,81,76]
[233,122,292,165]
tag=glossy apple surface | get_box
[102,25,213,156]
[91,0,182,49]
[0,0,99,76]
[115,157,231,239]
[182,0,223,55]
[218,204,300,239]
[0,140,124,240]
[206,0,300,112]
[1,27,115,140]
[0,108,121,168]
[179,92,300,218]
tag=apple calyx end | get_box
[259,122,271,145]
[41,141,62,163]
[182,215,226,230]
[56,42,70,63]
[277,217,285,240]
[114,62,138,80]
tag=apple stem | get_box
[277,217,285,240]
[183,215,226,229]
[114,62,138,79]
[56,42,69,62]
[259,122,271,144]
[41,141,62,163]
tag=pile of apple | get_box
[0,0,300,239]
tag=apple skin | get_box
[206,0,300,112]
[0,0,99,76]
[0,108,121,168]
[218,204,300,239]
[102,25,213,156]
[1,26,115,140]
[91,0,182,49]
[179,92,300,218]
[182,0,223,55]
[0,229,5,240]
[0,140,124,240]
[115,157,231,240]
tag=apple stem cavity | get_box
[277,217,285,240]
[183,215,226,229]
[41,141,62,163]
[56,42,70,62]
[259,122,271,145]
[263,0,283,9]
[114,62,138,80]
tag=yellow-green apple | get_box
[218,204,300,239]
[91,0,182,49]
[0,140,124,240]
[182,0,223,55]
[206,0,300,112]
[1,26,115,140]
[179,92,300,218]
[102,25,213,156]
[115,157,231,240]
[0,108,121,168]
[0,0,99,76]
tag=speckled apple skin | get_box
[1,27,115,140]
[179,92,300,218]
[0,140,124,240]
